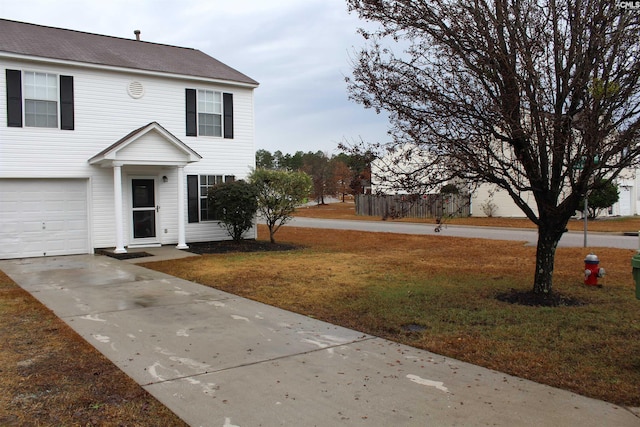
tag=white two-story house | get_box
[0,19,259,259]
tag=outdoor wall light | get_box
[162,176,168,183]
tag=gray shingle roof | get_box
[0,19,258,86]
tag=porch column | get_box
[113,162,126,253]
[176,165,188,249]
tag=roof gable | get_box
[0,19,258,87]
[89,122,202,166]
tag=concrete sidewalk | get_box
[1,254,638,427]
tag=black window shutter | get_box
[186,89,197,136]
[223,92,233,139]
[60,75,74,130]
[187,175,199,223]
[6,69,22,127]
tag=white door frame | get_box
[127,175,161,247]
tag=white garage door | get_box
[0,179,89,259]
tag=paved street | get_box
[286,217,640,250]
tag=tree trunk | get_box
[533,221,565,294]
[267,219,277,243]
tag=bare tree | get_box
[303,151,335,204]
[347,0,640,294]
[332,159,353,201]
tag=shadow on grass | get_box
[496,289,586,307]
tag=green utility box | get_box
[632,253,640,300]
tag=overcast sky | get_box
[0,0,391,155]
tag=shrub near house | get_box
[208,180,258,242]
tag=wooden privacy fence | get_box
[355,194,471,219]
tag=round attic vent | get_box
[127,81,145,99]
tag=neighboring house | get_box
[471,171,640,218]
[0,19,259,259]
[371,146,636,218]
[469,184,538,218]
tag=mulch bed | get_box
[186,240,301,255]
[96,250,154,260]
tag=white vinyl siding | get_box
[471,184,538,218]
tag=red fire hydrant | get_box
[584,253,605,286]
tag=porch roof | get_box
[88,122,202,167]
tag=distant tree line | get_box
[255,149,374,204]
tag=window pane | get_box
[213,92,222,114]
[24,71,35,86]
[24,72,35,98]
[34,113,46,127]
[47,85,57,100]
[35,72,47,86]
[199,113,213,136]
[212,115,222,137]
[25,100,57,128]
[47,73,57,88]
[35,86,47,99]
[132,180,155,208]
[198,90,214,113]
[133,211,156,238]
[25,72,57,101]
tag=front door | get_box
[131,178,157,241]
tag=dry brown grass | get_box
[0,270,188,427]
[144,224,640,407]
[294,201,640,233]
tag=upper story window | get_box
[185,88,233,139]
[24,72,58,128]
[198,90,223,137]
[5,69,74,130]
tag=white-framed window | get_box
[24,71,58,128]
[197,90,223,137]
[199,174,225,221]
[187,174,236,223]
[185,89,232,138]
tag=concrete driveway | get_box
[1,253,638,426]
